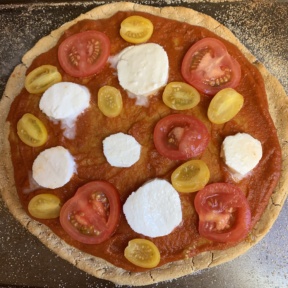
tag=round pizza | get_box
[1,2,288,286]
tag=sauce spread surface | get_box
[7,11,281,272]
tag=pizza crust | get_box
[1,2,288,286]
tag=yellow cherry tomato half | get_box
[25,64,62,94]
[98,85,123,117]
[171,159,210,193]
[208,88,244,124]
[120,15,154,44]
[28,194,61,219]
[124,238,161,268]
[162,82,200,110]
[17,113,48,147]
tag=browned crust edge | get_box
[1,2,288,286]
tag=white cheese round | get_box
[110,43,169,106]
[39,82,90,139]
[32,146,76,189]
[123,179,182,237]
[40,82,90,119]
[222,132,262,178]
[103,132,141,167]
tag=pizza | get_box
[0,2,288,286]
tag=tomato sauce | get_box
[7,11,281,272]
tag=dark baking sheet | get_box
[0,1,288,287]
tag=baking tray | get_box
[0,1,287,287]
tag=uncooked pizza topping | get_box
[7,11,281,272]
[123,179,182,237]
[221,132,263,180]
[162,81,201,110]
[103,132,141,168]
[194,183,251,243]
[124,238,161,268]
[120,15,154,44]
[40,82,90,139]
[58,30,111,78]
[32,146,76,189]
[17,113,48,147]
[97,85,123,117]
[28,193,61,220]
[59,181,121,244]
[109,43,169,106]
[207,88,244,124]
[181,37,241,95]
[25,64,62,94]
[171,159,210,193]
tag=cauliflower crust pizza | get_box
[1,2,288,286]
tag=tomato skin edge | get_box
[17,113,48,147]
[98,85,123,117]
[124,238,161,269]
[28,193,61,220]
[153,114,210,160]
[207,88,244,124]
[181,37,241,96]
[25,65,62,94]
[194,183,251,243]
[58,30,111,78]
[120,15,154,44]
[162,81,201,110]
[59,181,121,244]
[171,159,210,193]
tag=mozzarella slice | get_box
[32,146,76,189]
[221,133,262,179]
[109,43,169,106]
[123,179,182,237]
[103,132,141,167]
[39,82,90,139]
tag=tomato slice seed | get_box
[70,212,101,236]
[168,127,184,145]
[190,47,211,70]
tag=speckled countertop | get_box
[0,1,288,287]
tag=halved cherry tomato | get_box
[181,38,241,96]
[162,82,200,110]
[58,30,110,78]
[124,238,160,268]
[60,181,121,244]
[28,193,61,219]
[17,113,48,147]
[120,15,153,44]
[171,159,210,193]
[194,183,251,243]
[153,114,210,160]
[98,85,123,117]
[25,65,62,94]
[208,88,244,124]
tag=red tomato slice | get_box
[60,181,121,244]
[58,30,111,78]
[153,114,210,160]
[181,38,241,95]
[194,183,251,243]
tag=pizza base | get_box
[1,2,288,286]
